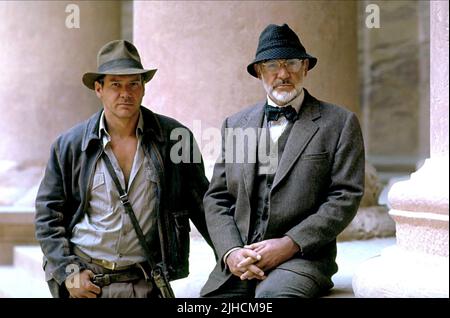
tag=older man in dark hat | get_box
[201,24,365,298]
[35,40,212,298]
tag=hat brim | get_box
[247,48,317,78]
[82,68,157,90]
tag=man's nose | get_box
[277,66,290,79]
[119,86,132,98]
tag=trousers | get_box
[203,268,325,298]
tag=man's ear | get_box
[94,81,102,98]
[254,64,262,79]
[303,59,310,76]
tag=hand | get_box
[243,236,300,272]
[226,248,266,281]
[65,269,101,298]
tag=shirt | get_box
[70,110,157,266]
[266,88,304,143]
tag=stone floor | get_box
[0,235,396,298]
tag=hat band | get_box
[98,58,144,73]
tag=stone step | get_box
[0,206,37,265]
[0,245,50,298]
[13,245,45,281]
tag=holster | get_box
[151,266,175,298]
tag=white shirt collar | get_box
[98,110,144,147]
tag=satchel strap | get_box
[101,151,175,297]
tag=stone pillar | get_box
[133,1,358,176]
[353,1,449,297]
[0,1,121,206]
[0,1,121,264]
[359,1,430,184]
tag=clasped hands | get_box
[226,236,300,281]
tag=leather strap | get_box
[101,152,175,298]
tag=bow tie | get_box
[265,104,298,122]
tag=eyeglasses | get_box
[260,59,304,74]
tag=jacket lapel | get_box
[272,92,321,191]
[239,102,265,201]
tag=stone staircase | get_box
[0,206,37,265]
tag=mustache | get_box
[272,79,293,88]
[119,97,135,103]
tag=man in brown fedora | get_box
[201,24,365,298]
[35,40,213,298]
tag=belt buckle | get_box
[100,259,117,271]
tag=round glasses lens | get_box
[286,59,302,72]
[262,59,302,73]
[264,61,280,73]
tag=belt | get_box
[92,272,142,288]
[73,247,137,271]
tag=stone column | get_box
[0,1,121,264]
[353,1,449,297]
[0,1,121,207]
[359,1,430,185]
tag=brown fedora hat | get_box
[82,40,157,90]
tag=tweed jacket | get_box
[201,89,365,295]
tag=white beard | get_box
[271,89,299,104]
[262,75,302,105]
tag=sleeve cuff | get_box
[222,247,242,270]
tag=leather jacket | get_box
[35,106,212,297]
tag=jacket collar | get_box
[302,88,321,121]
[81,106,164,151]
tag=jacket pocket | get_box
[301,152,329,160]
[90,172,109,211]
[92,172,105,189]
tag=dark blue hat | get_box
[247,24,317,78]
